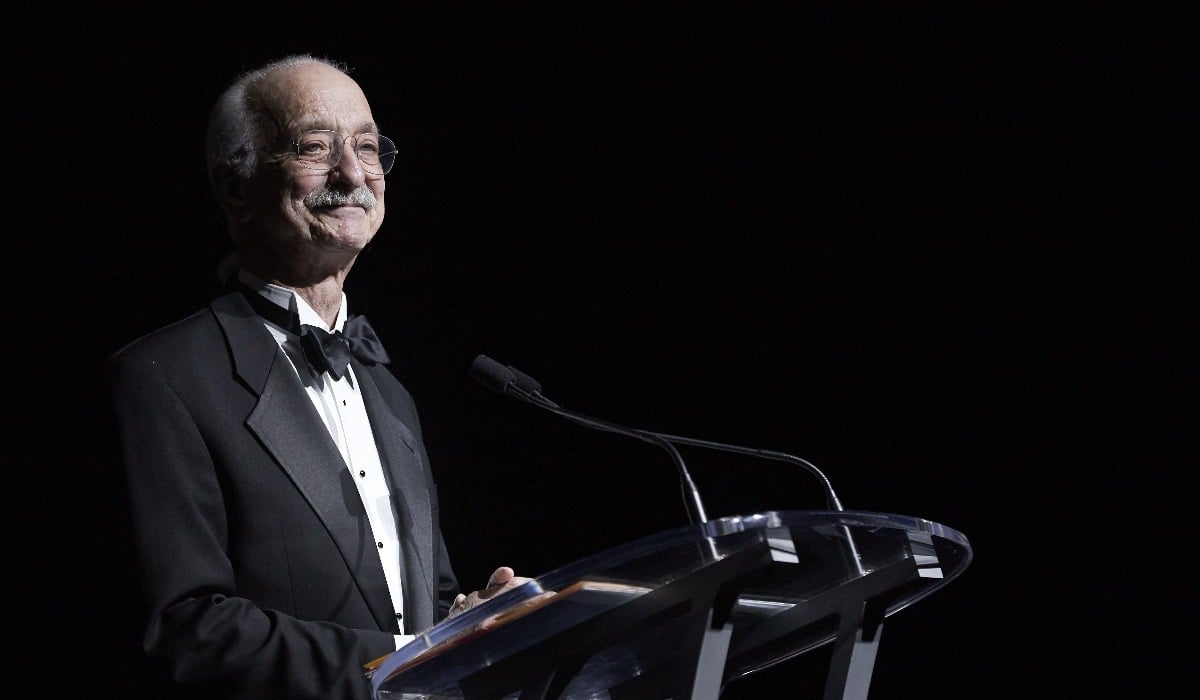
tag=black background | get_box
[10,3,1194,698]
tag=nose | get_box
[329,138,367,187]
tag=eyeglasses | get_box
[290,130,397,176]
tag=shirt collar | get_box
[237,269,348,333]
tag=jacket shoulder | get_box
[109,291,252,365]
[110,307,220,363]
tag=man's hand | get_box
[448,566,531,618]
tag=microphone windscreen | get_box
[469,355,515,393]
[506,365,543,395]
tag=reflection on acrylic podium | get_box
[369,510,971,700]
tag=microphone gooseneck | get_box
[653,433,844,511]
[468,354,846,513]
[469,355,709,525]
[469,354,861,576]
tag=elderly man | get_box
[108,54,522,700]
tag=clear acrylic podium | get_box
[369,510,972,700]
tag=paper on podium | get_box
[365,578,652,682]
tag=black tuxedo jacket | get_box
[108,290,459,700]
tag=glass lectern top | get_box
[370,510,971,700]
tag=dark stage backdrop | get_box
[12,3,1192,698]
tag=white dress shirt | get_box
[239,271,414,648]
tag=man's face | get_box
[239,63,387,271]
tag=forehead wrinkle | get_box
[264,66,377,139]
[279,89,377,137]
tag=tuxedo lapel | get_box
[210,292,399,633]
[355,363,437,631]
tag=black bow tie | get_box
[299,317,391,380]
[237,285,391,379]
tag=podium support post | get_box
[823,599,884,700]
[684,610,733,700]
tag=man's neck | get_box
[290,281,345,328]
[240,265,349,329]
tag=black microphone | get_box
[469,354,710,525]
[469,355,845,512]
[467,354,517,393]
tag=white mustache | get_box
[304,185,378,210]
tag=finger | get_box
[486,566,515,588]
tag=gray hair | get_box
[205,54,351,191]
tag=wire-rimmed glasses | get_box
[290,130,397,176]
